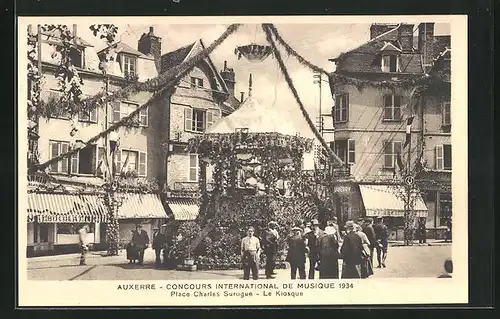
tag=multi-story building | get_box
[26,25,239,255]
[327,23,451,239]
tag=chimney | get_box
[370,24,394,39]
[73,24,77,38]
[418,23,435,71]
[138,26,162,72]
[248,73,253,97]
[398,24,414,51]
[240,92,245,102]
[220,60,236,96]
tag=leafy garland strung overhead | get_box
[31,24,242,174]
[262,24,343,167]
[266,23,447,92]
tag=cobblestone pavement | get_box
[27,244,452,281]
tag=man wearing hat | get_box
[261,221,279,279]
[286,226,307,279]
[340,221,364,278]
[132,224,149,265]
[303,218,324,279]
[362,218,377,266]
[152,225,166,268]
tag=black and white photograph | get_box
[18,15,468,306]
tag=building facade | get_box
[26,25,239,255]
[328,23,451,239]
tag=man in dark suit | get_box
[132,224,149,265]
[373,217,389,268]
[286,226,307,279]
[303,219,324,279]
[362,218,377,265]
[152,226,166,268]
[261,221,279,279]
[340,221,364,278]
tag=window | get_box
[347,139,355,164]
[190,77,204,88]
[436,144,452,170]
[111,101,148,126]
[383,140,402,168]
[383,95,402,121]
[57,223,95,235]
[333,139,355,164]
[50,141,70,174]
[184,108,219,133]
[122,54,136,78]
[439,193,452,227]
[116,149,147,176]
[442,102,451,126]
[96,146,105,176]
[381,55,399,72]
[76,145,97,175]
[48,91,70,120]
[69,47,83,68]
[188,154,199,182]
[78,108,98,123]
[334,93,349,123]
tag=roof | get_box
[98,41,154,60]
[207,95,312,138]
[42,30,94,47]
[160,43,195,72]
[220,95,241,115]
[331,24,425,74]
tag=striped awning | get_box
[359,185,428,217]
[27,193,108,223]
[117,193,167,220]
[165,198,199,221]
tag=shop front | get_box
[358,184,428,241]
[27,192,108,256]
[115,192,169,247]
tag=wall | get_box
[334,84,422,180]
[422,95,452,170]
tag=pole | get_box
[406,120,413,246]
[319,73,323,136]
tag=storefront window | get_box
[39,224,49,243]
[57,223,95,234]
[439,193,452,227]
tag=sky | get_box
[77,22,450,136]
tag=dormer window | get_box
[381,54,399,72]
[190,77,204,89]
[69,47,84,68]
[122,54,137,78]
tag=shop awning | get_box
[359,185,428,217]
[27,193,108,223]
[165,198,199,221]
[117,193,167,220]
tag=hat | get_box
[311,219,319,225]
[135,224,143,228]
[365,218,373,223]
[268,221,277,227]
[161,224,167,227]
[153,226,159,230]
[305,222,311,226]
[324,227,335,235]
[345,221,355,229]
[291,226,302,232]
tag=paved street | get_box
[27,242,452,281]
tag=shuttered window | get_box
[49,141,70,174]
[436,144,452,170]
[111,101,148,127]
[347,139,355,164]
[383,95,402,121]
[188,154,198,182]
[384,141,402,168]
[334,93,349,123]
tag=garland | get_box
[262,24,344,167]
[31,24,242,174]
[267,23,448,92]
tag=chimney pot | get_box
[224,60,227,70]
[240,92,245,102]
[149,26,154,33]
[73,24,77,37]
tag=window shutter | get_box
[61,143,69,173]
[50,142,59,172]
[347,139,355,163]
[140,107,148,126]
[384,95,392,119]
[383,141,393,168]
[343,94,349,122]
[184,107,193,131]
[394,96,402,119]
[70,149,79,174]
[111,101,121,123]
[115,150,122,175]
[435,145,444,170]
[90,108,97,123]
[139,152,147,176]
[189,154,198,181]
[206,110,214,129]
[334,95,341,123]
[95,146,104,174]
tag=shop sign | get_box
[334,185,351,194]
[37,214,104,223]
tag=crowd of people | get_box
[240,217,390,280]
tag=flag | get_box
[404,116,414,148]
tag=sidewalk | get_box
[388,239,452,247]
